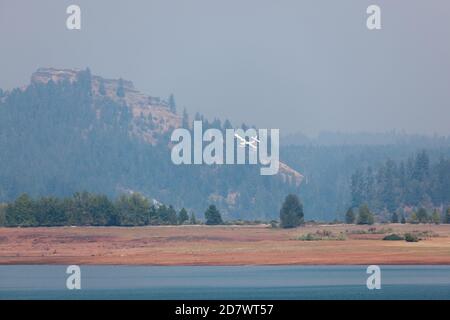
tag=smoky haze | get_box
[0,0,449,136]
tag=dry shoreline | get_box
[1,224,449,265]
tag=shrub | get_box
[297,230,346,241]
[383,234,404,241]
[404,233,420,242]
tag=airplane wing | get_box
[251,136,260,143]
[234,134,246,142]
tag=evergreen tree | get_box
[431,209,441,224]
[35,196,66,226]
[204,205,223,225]
[167,205,178,225]
[6,193,36,227]
[0,203,6,226]
[223,119,232,130]
[279,194,304,228]
[115,193,149,226]
[178,208,189,225]
[357,204,374,225]
[345,208,355,224]
[90,194,116,226]
[445,208,450,224]
[409,212,419,224]
[98,79,106,95]
[189,212,197,225]
[182,108,189,129]
[168,94,176,113]
[116,78,125,98]
[69,191,94,225]
[400,213,406,224]
[414,150,430,180]
[351,170,364,208]
[416,208,428,223]
[154,204,178,225]
[383,159,397,213]
[391,211,399,223]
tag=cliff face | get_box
[28,67,303,186]
[31,68,181,145]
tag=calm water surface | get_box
[0,265,449,299]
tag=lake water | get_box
[0,265,449,299]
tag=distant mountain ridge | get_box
[282,131,450,147]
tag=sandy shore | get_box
[1,224,449,265]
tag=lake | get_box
[0,265,449,299]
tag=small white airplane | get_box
[234,134,260,149]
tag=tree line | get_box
[0,192,229,227]
[2,191,448,228]
[351,150,450,220]
[0,191,304,228]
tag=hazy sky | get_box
[1,0,449,135]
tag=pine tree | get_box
[351,170,364,208]
[99,79,106,95]
[115,193,149,226]
[345,208,355,224]
[189,212,197,225]
[223,119,232,130]
[391,211,399,223]
[116,78,125,98]
[400,213,406,224]
[444,208,450,224]
[168,94,176,113]
[167,205,178,225]
[416,208,428,223]
[431,209,441,224]
[409,212,419,224]
[383,159,397,213]
[178,208,189,225]
[280,194,304,228]
[182,108,189,129]
[204,205,223,225]
[6,193,36,227]
[0,203,6,226]
[414,150,430,181]
[357,204,374,225]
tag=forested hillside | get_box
[0,68,299,220]
[1,68,449,221]
[350,151,450,220]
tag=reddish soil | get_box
[0,224,449,265]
